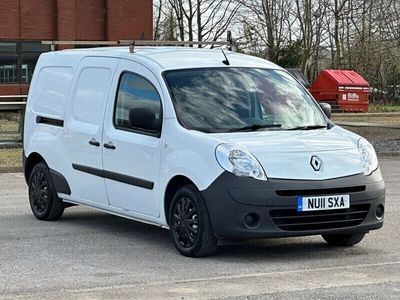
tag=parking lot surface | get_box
[0,157,399,299]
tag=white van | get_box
[23,47,385,257]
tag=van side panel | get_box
[24,53,78,181]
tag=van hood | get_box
[213,127,363,180]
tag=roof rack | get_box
[42,39,244,53]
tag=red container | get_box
[309,70,370,112]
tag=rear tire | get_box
[28,162,65,220]
[169,184,217,257]
[322,233,366,246]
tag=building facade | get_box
[0,0,153,95]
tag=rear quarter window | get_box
[31,67,74,119]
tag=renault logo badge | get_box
[310,156,322,171]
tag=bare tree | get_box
[197,0,242,44]
[153,0,400,99]
[241,0,293,62]
[168,0,186,41]
[165,0,240,45]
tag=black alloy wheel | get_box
[172,196,199,248]
[30,169,49,214]
[169,185,217,257]
[28,162,65,220]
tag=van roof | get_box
[53,46,281,71]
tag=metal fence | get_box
[0,95,27,144]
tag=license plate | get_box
[297,195,350,212]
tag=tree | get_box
[165,0,241,45]
[163,8,179,40]
[241,0,293,62]
[277,40,303,68]
[152,0,400,101]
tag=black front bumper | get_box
[201,170,385,239]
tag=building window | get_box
[0,42,17,52]
[21,56,40,83]
[0,42,18,84]
[0,41,50,84]
[21,41,50,53]
[0,57,18,83]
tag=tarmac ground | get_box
[0,157,399,299]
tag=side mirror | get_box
[129,107,159,131]
[319,103,332,120]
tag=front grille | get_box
[269,204,370,231]
[275,186,366,197]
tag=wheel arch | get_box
[164,175,196,225]
[24,152,46,184]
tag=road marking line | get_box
[3,262,399,299]
[35,261,400,294]
[172,260,400,284]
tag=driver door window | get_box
[114,72,162,137]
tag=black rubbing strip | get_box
[72,164,154,190]
[102,169,154,189]
[36,116,64,127]
[72,164,103,178]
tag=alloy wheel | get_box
[171,196,199,248]
[30,170,49,213]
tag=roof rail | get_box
[41,39,244,53]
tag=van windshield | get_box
[164,68,327,133]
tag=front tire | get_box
[169,184,217,257]
[322,233,366,246]
[28,162,65,220]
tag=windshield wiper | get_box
[286,124,327,131]
[229,124,282,132]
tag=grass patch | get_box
[332,115,400,125]
[0,148,22,168]
[369,103,400,113]
[0,114,21,142]
[0,114,20,131]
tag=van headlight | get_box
[358,138,378,175]
[215,143,267,181]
